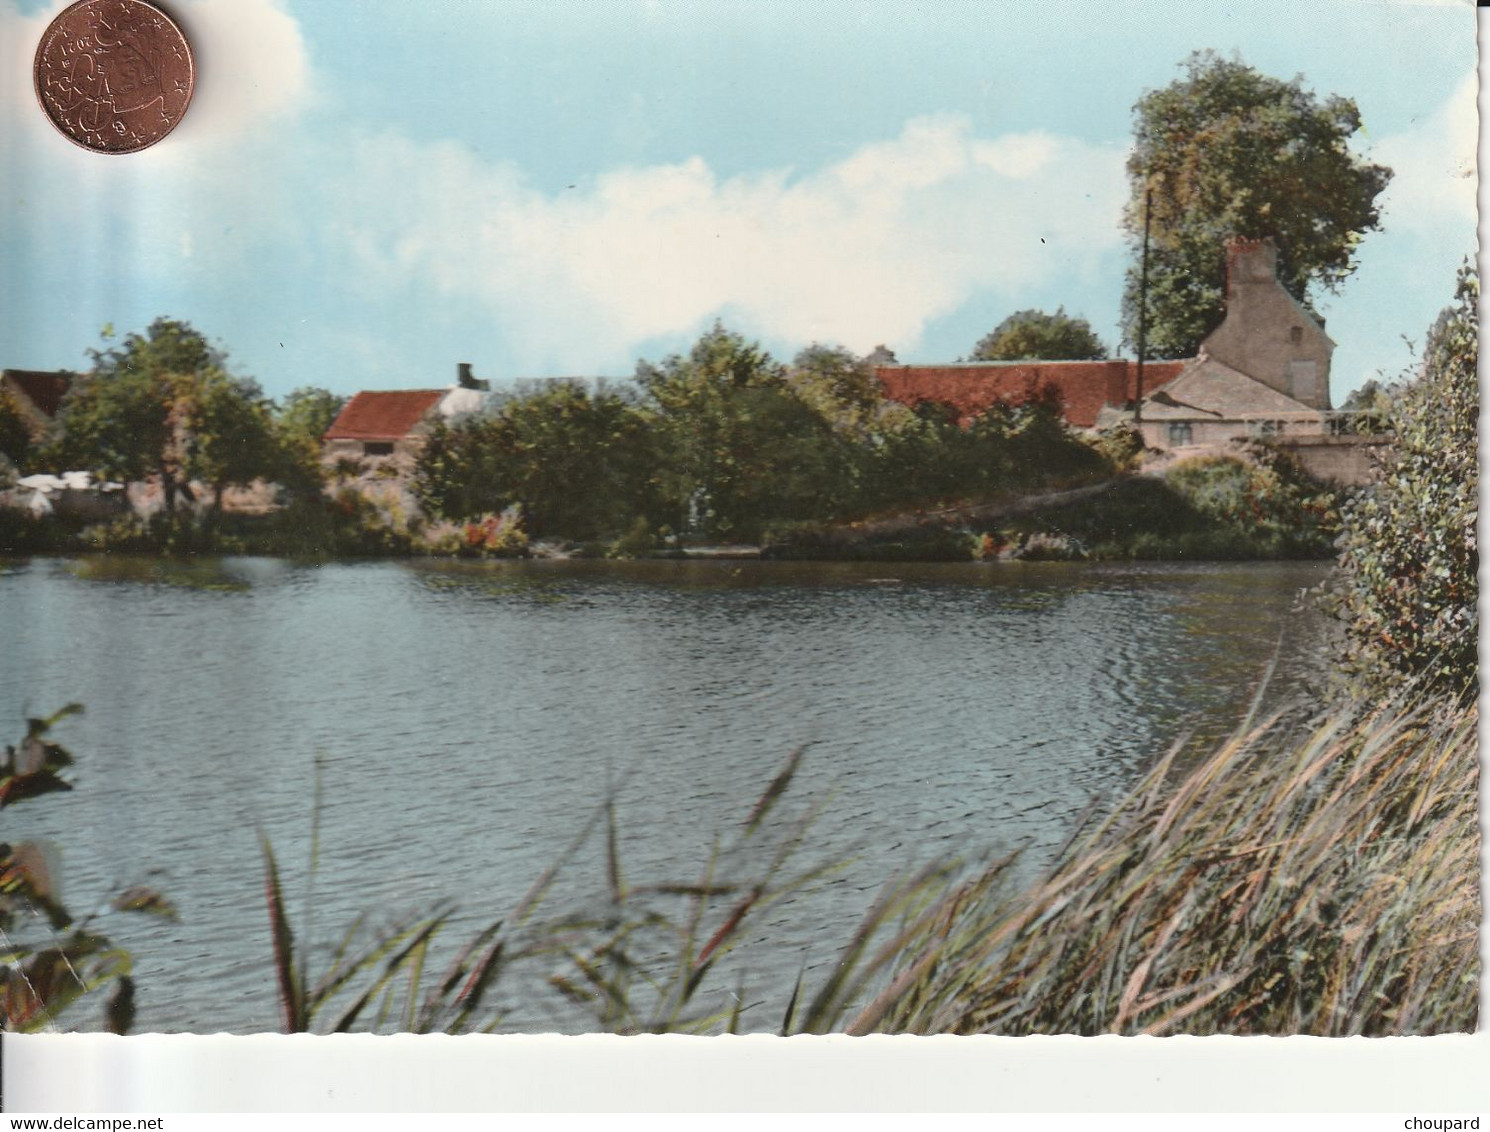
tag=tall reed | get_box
[255,692,1477,1036]
[258,746,850,1033]
[819,695,1479,1035]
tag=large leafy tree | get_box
[416,380,659,541]
[1333,263,1477,701]
[55,319,281,515]
[276,387,346,454]
[1121,52,1391,358]
[971,308,1108,361]
[787,344,886,436]
[184,372,281,515]
[637,324,855,539]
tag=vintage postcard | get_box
[0,0,1480,1112]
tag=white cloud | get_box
[1371,69,1477,233]
[326,115,1129,371]
[168,0,313,146]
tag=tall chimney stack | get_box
[1224,236,1277,298]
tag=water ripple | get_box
[0,556,1331,1032]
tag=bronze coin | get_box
[33,0,195,155]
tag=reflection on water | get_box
[0,556,1332,1032]
[68,556,252,591]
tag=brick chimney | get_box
[1224,236,1278,298]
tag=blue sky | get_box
[0,0,1476,403]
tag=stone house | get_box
[322,366,492,473]
[1103,356,1327,450]
[1114,238,1336,448]
[1119,239,1389,483]
[1196,237,1333,409]
[875,237,1377,483]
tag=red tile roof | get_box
[323,389,444,441]
[875,360,1187,429]
[1,370,72,417]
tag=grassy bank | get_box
[759,451,1339,562]
[3,447,1340,564]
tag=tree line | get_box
[0,316,1110,548]
[1,318,346,519]
[414,325,1105,544]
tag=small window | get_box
[1168,422,1193,446]
[363,441,395,457]
[1289,326,1304,346]
[1249,420,1282,439]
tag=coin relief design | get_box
[33,0,194,154]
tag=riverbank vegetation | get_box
[412,325,1342,562]
[4,314,1340,562]
[992,447,1340,561]
[413,325,1114,551]
[1331,266,1479,704]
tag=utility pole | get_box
[1134,185,1152,426]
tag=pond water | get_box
[0,555,1334,1033]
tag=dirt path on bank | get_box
[840,478,1120,540]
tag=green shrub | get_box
[1164,450,1338,556]
[1331,263,1478,701]
[0,507,68,554]
[79,513,159,553]
[1089,425,1146,472]
[1003,457,1336,562]
[76,511,221,556]
[608,515,659,558]
[1005,477,1203,558]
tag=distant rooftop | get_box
[323,389,445,441]
[874,359,1187,429]
[1,369,72,417]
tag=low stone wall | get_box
[1270,434,1389,487]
